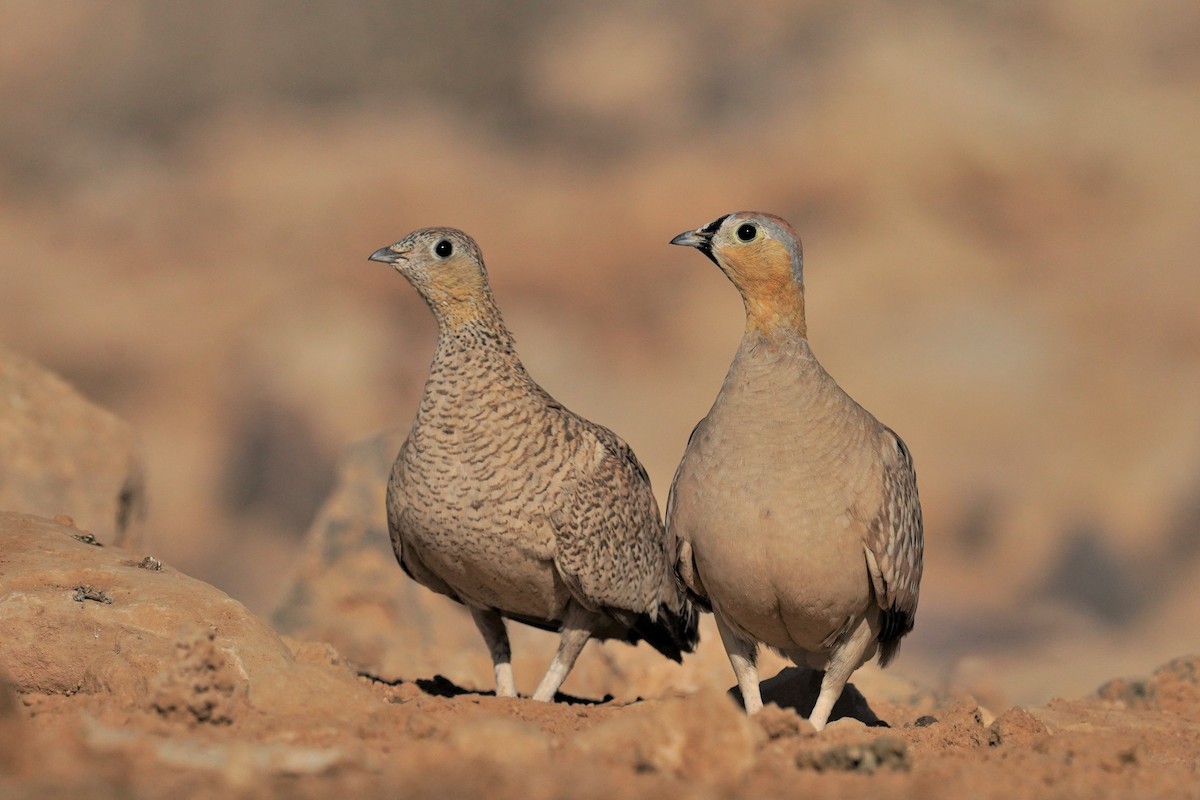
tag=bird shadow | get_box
[730,666,889,727]
[358,671,614,706]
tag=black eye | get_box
[736,223,757,242]
[434,239,453,258]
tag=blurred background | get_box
[1,0,1198,706]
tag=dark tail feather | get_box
[876,606,914,668]
[630,598,700,663]
[878,639,901,668]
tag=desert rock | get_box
[0,347,144,547]
[565,688,760,782]
[0,512,375,721]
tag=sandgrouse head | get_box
[671,212,807,336]
[369,227,495,322]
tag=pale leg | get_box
[808,618,874,731]
[469,606,516,698]
[531,602,598,702]
[715,609,762,714]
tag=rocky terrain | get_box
[2,2,1200,797]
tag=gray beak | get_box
[369,246,402,264]
[669,229,710,249]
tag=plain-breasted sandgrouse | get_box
[666,212,923,730]
[369,227,698,701]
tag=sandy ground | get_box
[8,670,1200,800]
[2,513,1199,799]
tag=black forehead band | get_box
[701,214,730,236]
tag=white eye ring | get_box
[434,239,453,258]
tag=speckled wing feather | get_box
[861,428,924,666]
[547,417,668,618]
